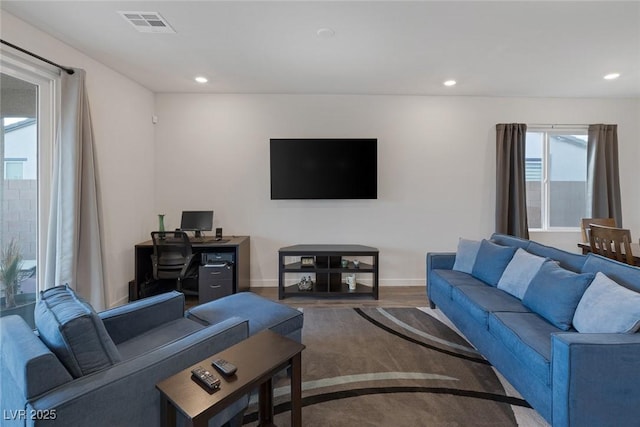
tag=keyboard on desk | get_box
[190,237,229,244]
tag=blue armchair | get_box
[0,286,249,427]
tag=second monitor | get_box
[180,210,213,238]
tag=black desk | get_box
[131,236,250,303]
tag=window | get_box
[525,129,588,231]
[1,53,56,328]
[4,117,36,180]
[4,160,25,179]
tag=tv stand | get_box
[278,244,379,299]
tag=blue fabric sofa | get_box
[0,287,303,427]
[427,233,640,427]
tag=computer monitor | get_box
[180,211,213,237]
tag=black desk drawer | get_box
[199,263,233,303]
[201,252,235,265]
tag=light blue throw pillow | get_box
[497,248,548,299]
[471,239,517,286]
[452,238,481,274]
[573,272,640,333]
[522,262,594,331]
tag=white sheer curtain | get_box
[44,68,105,310]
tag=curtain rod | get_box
[1,39,74,75]
[528,124,589,128]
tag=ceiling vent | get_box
[118,11,175,33]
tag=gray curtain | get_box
[587,124,622,226]
[45,69,106,310]
[495,123,529,238]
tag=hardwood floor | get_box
[251,286,428,308]
[185,286,428,309]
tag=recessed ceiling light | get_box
[316,28,335,39]
[603,73,620,80]
[194,76,208,83]
[443,80,457,87]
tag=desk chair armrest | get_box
[99,291,185,345]
[178,253,197,281]
[150,253,158,281]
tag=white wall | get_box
[1,12,156,307]
[154,94,639,287]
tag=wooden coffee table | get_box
[156,329,305,427]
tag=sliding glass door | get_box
[1,54,56,327]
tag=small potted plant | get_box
[0,239,36,327]
[1,239,23,309]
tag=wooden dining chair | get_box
[589,224,635,266]
[580,217,617,243]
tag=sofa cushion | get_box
[100,291,185,345]
[452,238,481,274]
[490,233,531,249]
[488,312,559,386]
[116,317,204,361]
[471,239,518,286]
[429,269,487,301]
[523,262,594,331]
[526,241,587,272]
[451,285,531,328]
[573,272,640,333]
[581,254,640,293]
[187,292,303,339]
[34,285,121,378]
[497,248,548,299]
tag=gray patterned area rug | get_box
[243,307,536,427]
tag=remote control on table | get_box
[212,358,238,376]
[191,366,221,390]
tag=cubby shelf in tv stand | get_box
[278,245,379,300]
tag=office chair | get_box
[150,231,199,296]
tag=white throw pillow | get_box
[573,272,640,333]
[452,238,481,274]
[497,248,548,299]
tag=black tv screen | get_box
[270,138,377,200]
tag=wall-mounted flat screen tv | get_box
[270,138,377,200]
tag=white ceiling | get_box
[2,1,639,97]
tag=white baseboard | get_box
[113,280,425,307]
